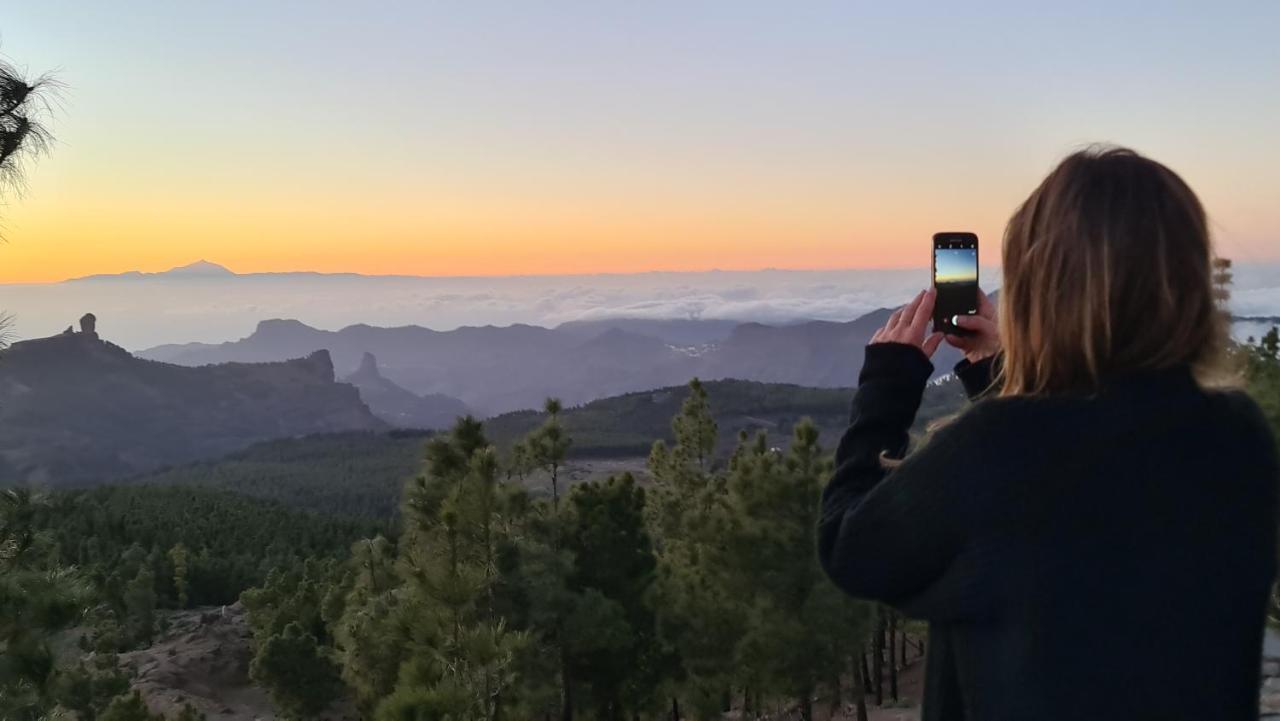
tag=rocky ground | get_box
[116,603,354,721]
[104,607,1280,720]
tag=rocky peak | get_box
[6,312,127,361]
[351,352,382,381]
[297,349,336,382]
[79,312,98,339]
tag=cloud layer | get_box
[1,264,1277,351]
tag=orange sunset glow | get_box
[2,4,1278,283]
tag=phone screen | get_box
[932,232,979,335]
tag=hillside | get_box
[0,315,385,487]
[36,483,385,605]
[124,376,969,518]
[486,374,967,455]
[124,430,431,520]
[139,312,964,415]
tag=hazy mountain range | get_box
[138,311,966,416]
[0,301,968,486]
[2,260,1277,488]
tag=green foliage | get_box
[240,409,677,720]
[122,430,430,521]
[1246,327,1280,448]
[375,676,474,721]
[670,379,717,472]
[0,57,54,192]
[295,418,531,721]
[484,378,966,460]
[562,474,663,718]
[241,557,345,646]
[331,536,405,706]
[0,489,94,721]
[723,423,865,713]
[33,484,384,612]
[378,420,526,721]
[39,377,933,719]
[645,382,876,719]
[123,566,157,646]
[46,655,132,721]
[646,380,745,717]
[98,690,162,721]
[111,377,965,519]
[249,621,344,720]
[526,399,572,508]
[1244,327,1280,626]
[0,477,385,717]
[168,543,191,609]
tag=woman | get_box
[819,146,1278,720]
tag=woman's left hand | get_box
[870,288,945,358]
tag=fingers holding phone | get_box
[945,288,1000,363]
[871,288,945,358]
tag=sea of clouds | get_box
[0,264,1277,351]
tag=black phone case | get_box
[931,232,979,336]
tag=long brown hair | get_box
[998,146,1225,396]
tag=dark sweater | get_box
[819,342,1279,721]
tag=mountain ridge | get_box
[117,373,970,517]
[0,315,385,486]
[69,259,236,281]
[137,312,964,415]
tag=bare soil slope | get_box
[117,603,353,720]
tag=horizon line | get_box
[7,261,1012,286]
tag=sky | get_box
[934,248,977,285]
[1,2,1278,283]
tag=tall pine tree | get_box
[647,379,745,718]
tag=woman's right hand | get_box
[946,288,1000,363]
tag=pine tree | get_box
[333,535,405,710]
[1,53,55,350]
[168,543,191,609]
[368,417,528,721]
[529,398,572,509]
[1245,328,1280,450]
[47,653,133,721]
[123,566,157,646]
[670,378,717,473]
[562,474,662,719]
[504,516,575,720]
[99,690,162,721]
[722,421,872,720]
[646,379,743,718]
[249,621,343,720]
[242,558,343,651]
[0,489,93,720]
[0,57,55,194]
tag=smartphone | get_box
[932,232,979,336]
